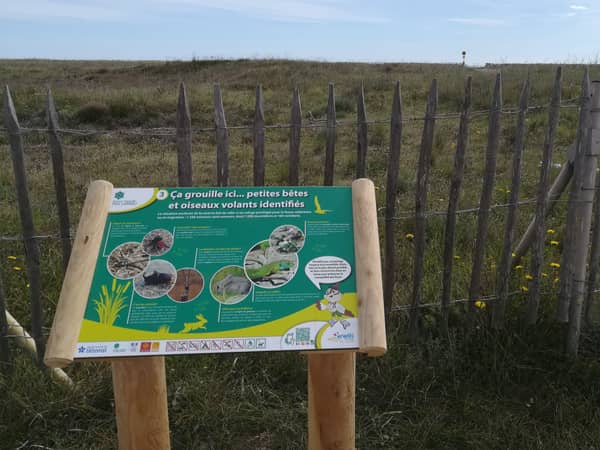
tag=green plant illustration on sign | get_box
[94,278,131,325]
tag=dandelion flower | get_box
[515,264,524,270]
[453,255,461,260]
[554,277,560,283]
[550,240,559,246]
[550,262,560,268]
[525,274,534,281]
[26,283,30,288]
[405,233,415,240]
[7,255,16,260]
[12,266,22,271]
[521,285,529,292]
[547,229,555,235]
[474,300,486,309]
[512,252,517,257]
[542,272,548,277]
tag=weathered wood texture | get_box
[253,85,265,186]
[112,356,171,450]
[566,79,600,356]
[356,83,368,179]
[408,80,437,342]
[47,89,72,271]
[585,172,600,326]
[323,83,336,186]
[3,86,46,368]
[527,68,562,325]
[558,72,591,322]
[492,80,529,328]
[213,84,229,186]
[441,77,471,333]
[288,87,302,185]
[467,73,502,311]
[307,352,355,450]
[383,81,402,316]
[44,181,114,368]
[0,274,10,374]
[176,82,193,187]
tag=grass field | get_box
[2,59,600,449]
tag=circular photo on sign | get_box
[168,268,204,303]
[134,260,177,299]
[269,224,305,254]
[244,240,298,289]
[210,265,252,305]
[142,229,173,256]
[107,242,150,279]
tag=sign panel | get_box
[76,186,358,358]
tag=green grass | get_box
[1,58,600,449]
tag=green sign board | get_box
[76,186,358,357]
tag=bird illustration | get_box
[314,196,332,214]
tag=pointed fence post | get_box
[213,84,229,187]
[527,68,561,324]
[585,172,600,326]
[289,87,302,185]
[323,83,336,186]
[492,80,529,328]
[3,86,46,368]
[566,80,600,356]
[356,83,368,179]
[253,85,265,186]
[408,79,437,342]
[383,81,402,316]
[47,89,72,272]
[441,77,472,333]
[176,82,193,187]
[558,72,591,322]
[0,273,10,375]
[467,73,502,312]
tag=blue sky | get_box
[0,0,598,64]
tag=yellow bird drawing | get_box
[314,196,332,214]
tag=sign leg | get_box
[112,356,171,450]
[308,352,355,450]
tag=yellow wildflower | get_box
[554,277,560,283]
[13,266,22,271]
[7,255,17,260]
[521,285,529,292]
[512,252,517,257]
[474,300,486,309]
[525,274,534,281]
[550,240,559,246]
[550,262,560,268]
[547,229,555,234]
[542,272,548,277]
[26,283,30,288]
[453,255,461,260]
[405,233,414,240]
[515,264,524,270]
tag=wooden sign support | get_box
[45,179,386,450]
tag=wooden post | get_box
[527,68,561,324]
[176,82,193,187]
[492,80,529,328]
[253,85,265,186]
[112,357,171,450]
[383,81,402,316]
[408,79,437,342]
[584,173,600,326]
[213,84,229,187]
[467,73,502,311]
[441,77,471,333]
[47,88,72,272]
[0,273,10,375]
[289,87,302,185]
[566,80,600,356]
[356,83,368,179]
[4,86,46,368]
[45,180,114,368]
[323,83,336,186]
[558,71,591,322]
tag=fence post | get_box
[441,77,471,333]
[408,79,437,342]
[468,73,502,312]
[0,272,10,375]
[213,83,229,187]
[356,83,368,179]
[527,68,561,324]
[492,80,529,328]
[558,71,591,322]
[176,82,193,187]
[323,83,336,186]
[289,87,302,185]
[47,89,72,272]
[584,173,600,326]
[566,80,600,356]
[3,86,46,368]
[253,85,265,186]
[383,81,402,317]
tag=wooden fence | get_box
[1,67,600,378]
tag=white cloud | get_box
[448,17,506,26]
[570,5,589,10]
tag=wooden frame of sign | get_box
[45,178,386,450]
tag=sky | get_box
[0,0,598,65]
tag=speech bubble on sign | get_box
[305,256,351,289]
